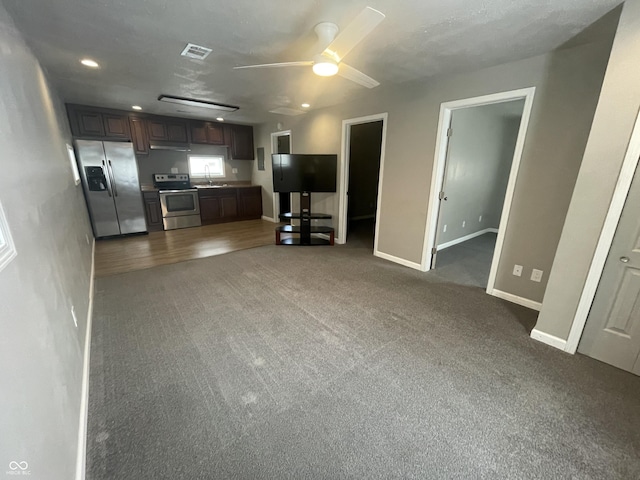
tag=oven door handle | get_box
[107,160,118,197]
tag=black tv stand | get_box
[276,192,334,246]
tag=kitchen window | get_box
[189,155,225,178]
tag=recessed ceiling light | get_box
[301,103,310,108]
[80,58,99,68]
[132,105,142,111]
[216,117,224,122]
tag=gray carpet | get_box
[88,242,640,479]
[434,232,497,288]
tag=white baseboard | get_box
[530,328,568,351]
[490,288,542,311]
[76,239,95,480]
[437,228,498,251]
[261,215,278,223]
[374,250,423,271]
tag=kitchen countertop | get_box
[140,183,258,192]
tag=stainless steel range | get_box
[154,173,201,230]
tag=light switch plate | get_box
[232,168,238,174]
[531,269,543,282]
[513,265,523,277]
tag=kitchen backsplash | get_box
[136,144,253,185]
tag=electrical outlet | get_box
[170,167,178,174]
[462,220,466,228]
[443,224,447,233]
[232,168,238,174]
[71,305,78,328]
[513,265,523,277]
[479,215,482,222]
[531,269,543,282]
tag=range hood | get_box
[149,142,190,152]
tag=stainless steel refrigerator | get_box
[76,140,147,238]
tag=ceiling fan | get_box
[234,6,385,89]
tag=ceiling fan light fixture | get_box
[313,60,339,77]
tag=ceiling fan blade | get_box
[338,63,380,88]
[323,6,385,63]
[234,61,313,70]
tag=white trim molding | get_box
[564,107,640,354]
[261,215,277,223]
[338,112,388,250]
[76,239,95,480]
[437,228,498,251]
[374,250,423,271]
[421,87,537,287]
[530,328,568,351]
[0,200,17,272]
[490,289,542,311]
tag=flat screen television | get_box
[272,154,337,193]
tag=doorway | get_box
[422,88,536,295]
[346,121,383,248]
[431,100,525,287]
[270,130,291,219]
[338,113,388,248]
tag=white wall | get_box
[0,5,94,480]
[437,101,523,246]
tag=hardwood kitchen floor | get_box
[94,219,279,277]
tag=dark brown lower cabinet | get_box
[238,186,262,218]
[198,186,262,225]
[142,191,163,231]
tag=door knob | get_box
[620,256,630,263]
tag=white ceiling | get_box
[2,0,621,124]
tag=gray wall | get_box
[252,14,615,304]
[0,4,94,479]
[536,0,640,340]
[437,101,523,246]
[348,121,383,220]
[137,144,253,186]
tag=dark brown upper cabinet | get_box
[102,113,130,139]
[75,110,104,137]
[66,104,254,160]
[226,124,255,160]
[147,117,188,143]
[68,105,130,140]
[190,121,225,145]
[129,116,149,155]
[146,120,168,142]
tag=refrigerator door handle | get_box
[107,159,118,197]
[101,159,113,197]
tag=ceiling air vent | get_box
[181,43,212,60]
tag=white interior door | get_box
[579,161,640,375]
